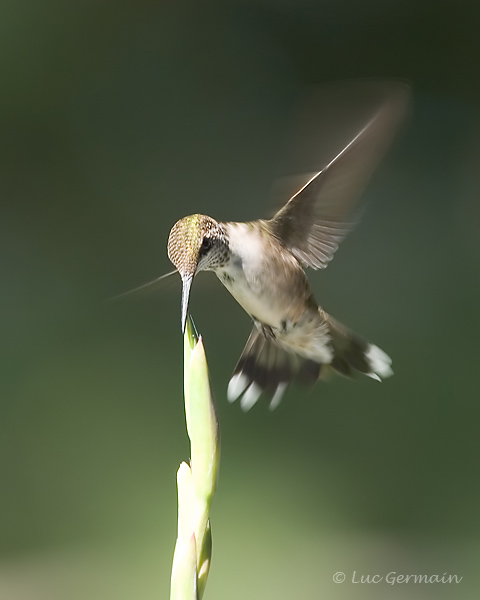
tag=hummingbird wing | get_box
[270,84,409,269]
[108,269,178,302]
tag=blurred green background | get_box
[1,1,480,598]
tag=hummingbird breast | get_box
[216,222,315,329]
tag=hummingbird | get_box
[166,85,408,410]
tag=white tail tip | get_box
[227,373,249,403]
[365,344,393,380]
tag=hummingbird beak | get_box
[181,273,194,333]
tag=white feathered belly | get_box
[218,269,286,328]
[216,266,333,364]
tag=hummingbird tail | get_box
[227,316,393,411]
[325,315,393,382]
[227,327,321,411]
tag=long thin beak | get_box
[181,274,193,333]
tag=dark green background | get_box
[1,1,479,598]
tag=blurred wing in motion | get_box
[108,269,178,302]
[270,81,410,269]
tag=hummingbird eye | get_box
[199,236,213,256]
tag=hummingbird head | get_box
[167,214,227,332]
